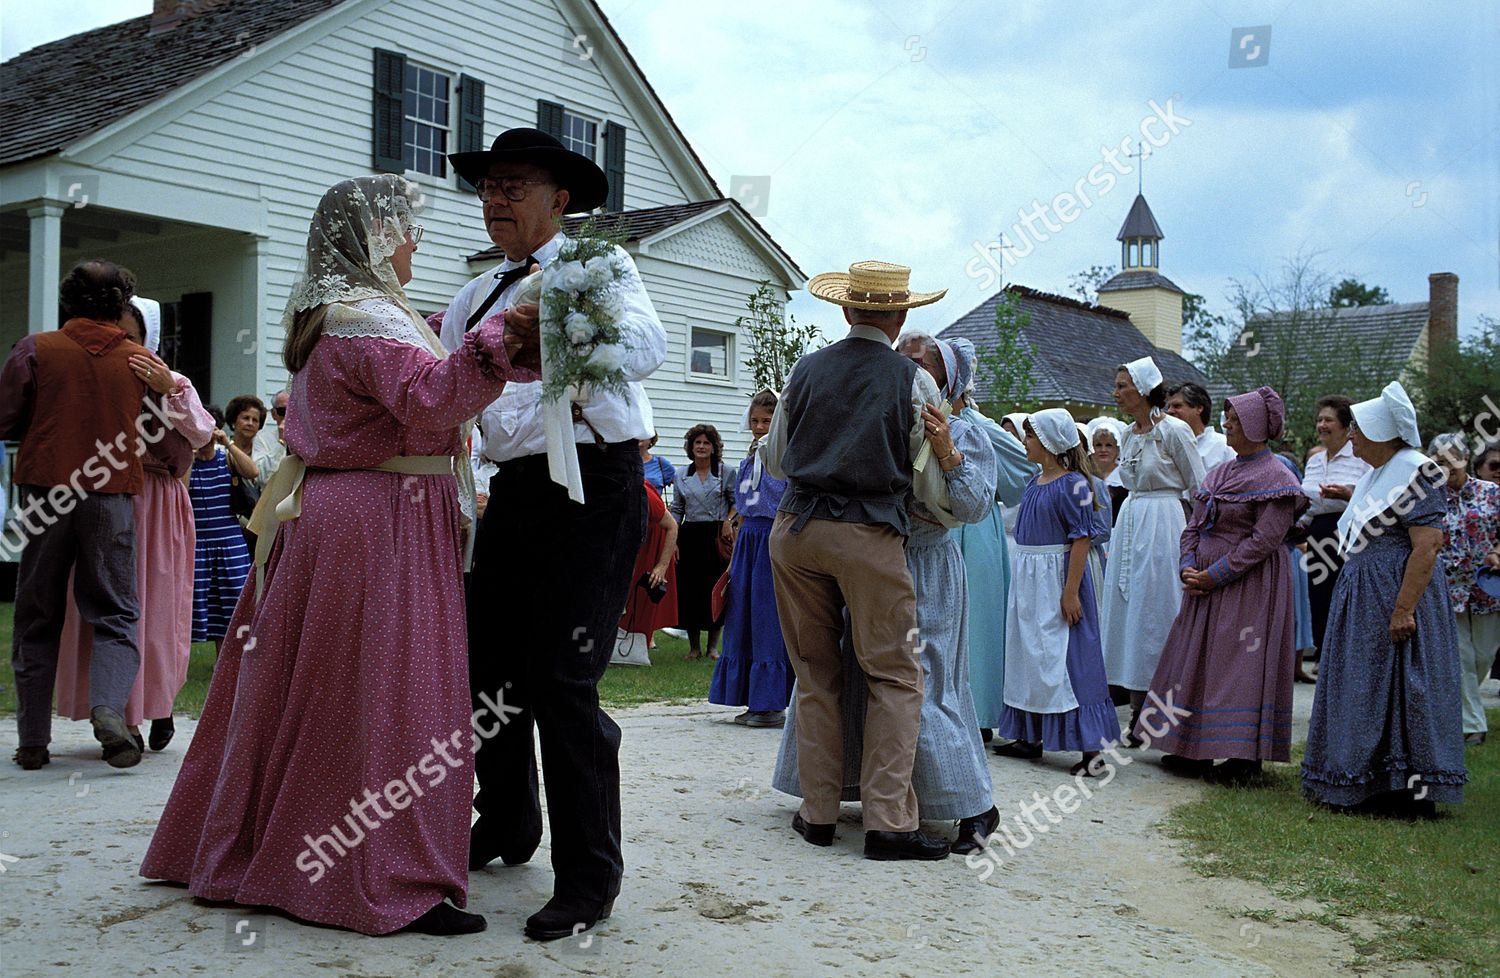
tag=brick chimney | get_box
[1427,272,1458,379]
[150,0,226,35]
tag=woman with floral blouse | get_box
[1429,434,1500,746]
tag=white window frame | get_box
[403,61,452,179]
[686,325,735,386]
[560,109,600,163]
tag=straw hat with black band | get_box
[808,260,947,311]
[448,128,609,214]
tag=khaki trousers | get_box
[1456,610,1500,735]
[770,513,923,832]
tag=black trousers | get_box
[468,442,644,902]
[1305,512,1345,659]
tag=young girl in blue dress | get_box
[993,409,1121,775]
[710,389,793,726]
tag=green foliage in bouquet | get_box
[539,219,635,401]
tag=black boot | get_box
[950,806,999,855]
[400,900,486,935]
[524,894,614,941]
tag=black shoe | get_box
[744,711,786,728]
[524,895,614,941]
[1203,759,1263,784]
[950,806,999,855]
[1464,732,1486,747]
[401,900,487,936]
[13,746,49,770]
[131,732,145,753]
[1123,708,1144,748]
[1160,753,1214,777]
[980,728,994,743]
[90,706,142,768]
[864,830,949,861]
[149,717,175,751]
[469,818,541,870]
[792,812,834,847]
[991,739,1042,760]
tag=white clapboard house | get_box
[0,0,803,537]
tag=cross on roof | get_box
[1127,140,1151,196]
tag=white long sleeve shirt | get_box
[440,232,667,464]
[1301,439,1372,518]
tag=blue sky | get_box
[7,1,1497,349]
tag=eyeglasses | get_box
[409,225,424,246]
[476,177,553,203]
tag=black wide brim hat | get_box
[449,128,609,214]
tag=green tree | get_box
[738,281,821,390]
[975,290,1042,414]
[1180,291,1236,380]
[1327,277,1391,308]
[1069,264,1116,304]
[1412,315,1500,442]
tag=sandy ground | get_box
[4,679,1487,978]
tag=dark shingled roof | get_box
[1098,268,1184,295]
[466,197,804,278]
[938,284,1207,408]
[0,0,347,167]
[1208,301,1430,402]
[1116,193,1163,240]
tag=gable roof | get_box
[938,284,1207,407]
[0,0,346,167]
[465,198,805,281]
[0,0,723,205]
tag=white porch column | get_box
[27,201,66,333]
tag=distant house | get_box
[1210,273,1460,406]
[939,193,1207,419]
[0,0,802,461]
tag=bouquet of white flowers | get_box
[537,234,633,402]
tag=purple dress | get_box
[141,303,522,934]
[710,455,792,711]
[999,473,1120,751]
[1135,449,1306,760]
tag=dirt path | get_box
[0,686,1433,977]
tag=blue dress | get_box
[999,473,1121,751]
[643,454,677,495]
[1275,454,1316,651]
[188,448,252,642]
[949,406,1037,727]
[1301,466,1466,806]
[710,456,792,712]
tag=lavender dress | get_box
[141,300,521,934]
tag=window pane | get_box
[690,329,729,376]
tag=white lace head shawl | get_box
[280,174,431,349]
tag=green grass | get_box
[0,602,718,716]
[1164,713,1500,977]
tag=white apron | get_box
[1003,542,1080,714]
[1100,489,1185,690]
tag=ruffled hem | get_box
[997,700,1121,752]
[1300,762,1468,806]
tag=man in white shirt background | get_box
[442,128,667,943]
[1167,382,1236,477]
[251,388,288,488]
[1296,394,1372,666]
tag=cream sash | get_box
[248,454,460,600]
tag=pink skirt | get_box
[55,469,195,727]
[139,469,474,935]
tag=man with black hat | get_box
[441,128,666,941]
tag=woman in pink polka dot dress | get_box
[140,175,536,936]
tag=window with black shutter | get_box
[456,74,486,190]
[537,99,565,140]
[372,49,407,173]
[604,121,625,212]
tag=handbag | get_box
[710,568,731,621]
[229,471,261,520]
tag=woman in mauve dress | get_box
[140,175,533,936]
[1133,387,1308,782]
[1301,382,1466,816]
[54,297,215,753]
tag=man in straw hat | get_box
[759,260,956,861]
[442,128,667,940]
